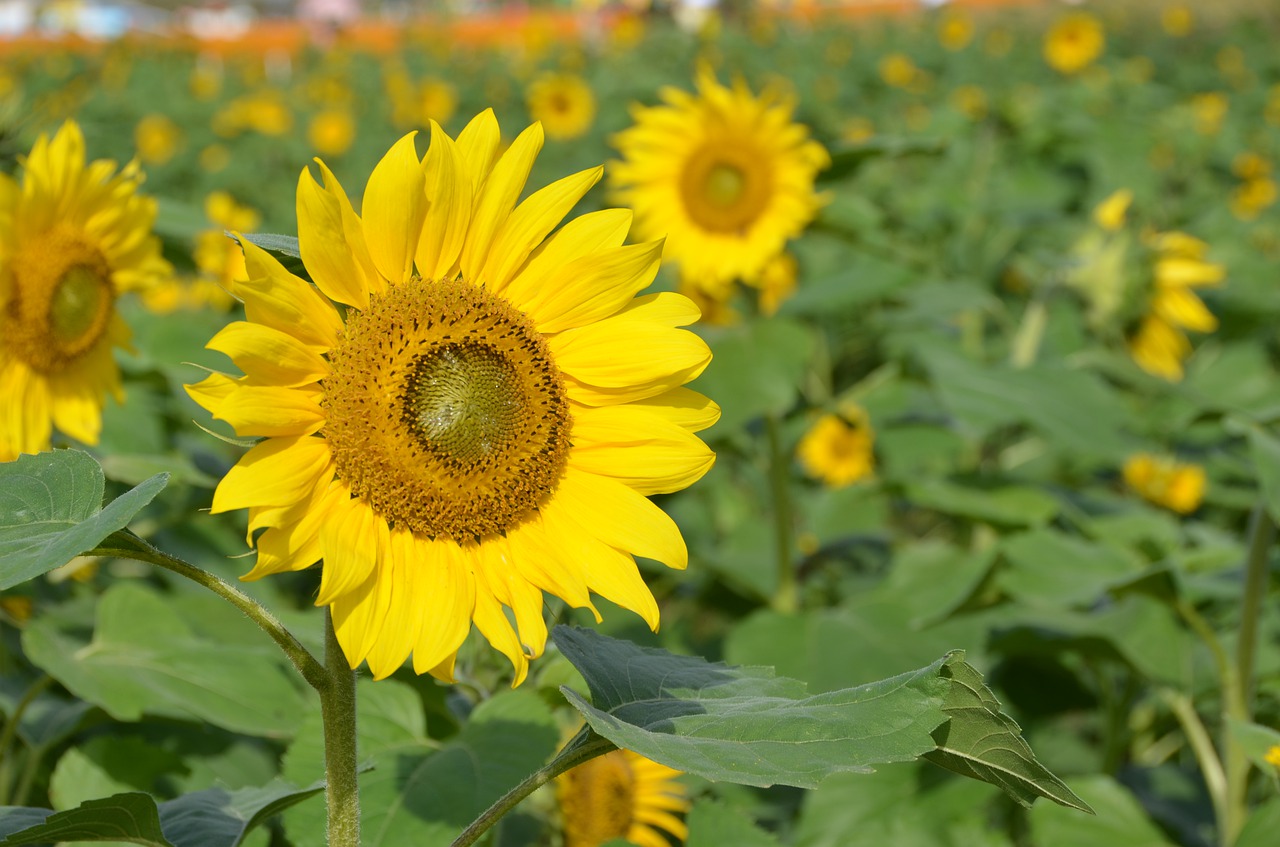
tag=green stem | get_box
[91,539,327,691]
[765,414,797,614]
[320,610,360,847]
[450,728,616,847]
[0,675,52,803]
[1162,689,1228,837]
[1223,505,1274,845]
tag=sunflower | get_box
[134,114,181,166]
[797,404,875,488]
[1122,453,1205,514]
[610,67,829,298]
[308,108,357,158]
[1043,13,1105,75]
[526,73,596,142]
[1128,232,1224,382]
[186,112,717,684]
[0,121,169,461]
[558,749,690,847]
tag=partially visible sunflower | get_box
[797,404,875,488]
[1043,13,1105,75]
[526,72,596,141]
[187,112,716,683]
[1128,232,1224,382]
[0,121,169,460]
[610,67,828,298]
[134,114,181,165]
[558,749,690,847]
[1123,453,1205,514]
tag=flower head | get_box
[1123,454,1205,514]
[797,404,876,488]
[1128,232,1225,382]
[526,72,597,141]
[134,114,181,165]
[187,113,717,684]
[308,108,357,157]
[1044,13,1105,75]
[610,67,828,298]
[558,749,690,847]
[0,121,170,460]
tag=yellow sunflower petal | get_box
[242,484,337,580]
[506,515,599,619]
[610,292,703,327]
[331,568,388,669]
[476,535,549,660]
[214,384,325,438]
[410,537,477,675]
[502,208,634,308]
[483,165,604,292]
[206,322,329,387]
[1155,257,1226,288]
[455,108,501,193]
[472,562,530,686]
[553,466,689,569]
[297,164,374,309]
[316,493,383,606]
[237,238,343,350]
[525,239,665,333]
[361,132,426,285]
[1153,286,1218,332]
[461,122,544,282]
[550,318,711,390]
[626,387,721,432]
[568,406,716,496]
[0,362,53,456]
[211,436,333,513]
[364,528,427,679]
[184,372,238,416]
[416,121,472,280]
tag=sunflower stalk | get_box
[320,609,361,847]
[449,726,616,847]
[765,413,798,614]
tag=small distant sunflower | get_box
[526,72,597,141]
[797,404,875,488]
[308,108,357,157]
[134,114,182,166]
[0,121,169,460]
[610,67,829,298]
[187,113,717,683]
[1123,453,1205,514]
[1043,13,1105,75]
[1128,232,1224,382]
[558,749,690,847]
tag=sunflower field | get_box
[3,1,1280,845]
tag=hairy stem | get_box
[450,728,616,847]
[320,610,360,847]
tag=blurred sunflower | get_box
[1161,5,1194,38]
[610,67,828,298]
[308,108,357,157]
[937,9,973,51]
[558,749,690,847]
[134,114,181,165]
[797,404,875,488]
[187,112,717,683]
[526,72,596,141]
[0,121,169,460]
[418,78,458,127]
[1043,13,1105,75]
[1123,454,1205,514]
[1128,232,1225,381]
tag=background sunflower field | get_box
[3,1,1280,846]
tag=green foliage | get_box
[0,450,166,591]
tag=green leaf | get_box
[923,658,1092,812]
[1227,719,1280,771]
[0,794,172,846]
[1028,775,1172,846]
[1235,798,1280,847]
[905,478,1059,528]
[685,799,779,847]
[234,233,306,280]
[794,764,1011,847]
[690,319,815,433]
[553,625,950,789]
[0,781,324,847]
[22,583,307,737]
[282,681,559,846]
[998,529,1142,607]
[821,136,947,182]
[0,450,167,591]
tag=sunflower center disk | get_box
[4,226,114,373]
[323,277,572,542]
[680,146,772,234]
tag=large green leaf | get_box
[905,478,1059,528]
[555,625,948,789]
[282,680,559,846]
[923,658,1092,812]
[0,781,323,847]
[21,583,306,737]
[685,799,779,847]
[998,529,1142,607]
[690,318,815,433]
[0,450,167,590]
